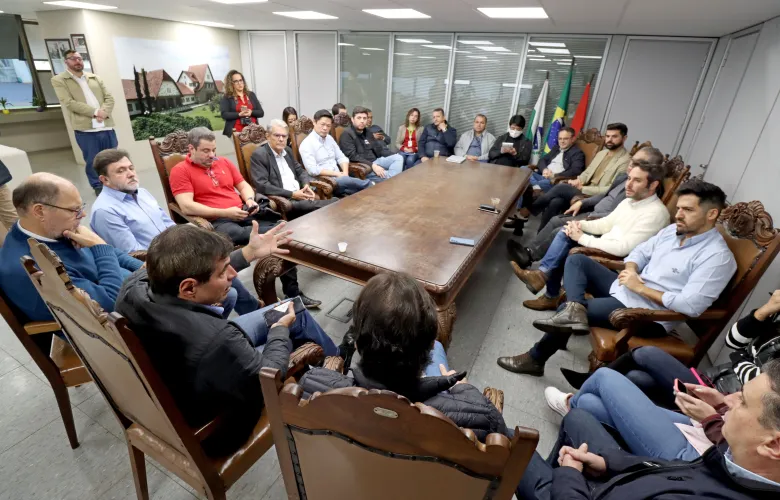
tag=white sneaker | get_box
[544,386,573,417]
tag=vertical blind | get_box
[517,37,608,135]
[339,33,390,127]
[448,35,526,138]
[388,34,453,137]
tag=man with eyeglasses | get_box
[52,50,117,196]
[0,173,143,322]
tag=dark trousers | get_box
[288,198,338,219]
[75,129,118,189]
[515,409,621,500]
[231,278,259,315]
[531,183,582,231]
[529,213,589,261]
[621,346,698,408]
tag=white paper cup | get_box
[338,242,348,253]
[434,150,440,158]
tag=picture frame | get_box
[45,38,72,75]
[70,34,94,73]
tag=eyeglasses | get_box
[272,133,288,140]
[38,202,87,216]
[66,56,83,62]
[206,168,219,187]
[232,79,244,84]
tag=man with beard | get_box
[497,180,736,376]
[528,123,630,230]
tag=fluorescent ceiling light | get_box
[394,53,413,56]
[363,8,429,19]
[422,45,452,50]
[529,42,566,47]
[502,83,517,88]
[478,7,548,19]
[478,46,510,52]
[454,80,470,85]
[360,47,385,51]
[537,48,570,54]
[273,11,337,20]
[466,55,488,59]
[338,43,354,46]
[417,56,436,59]
[527,49,535,52]
[210,0,267,4]
[187,20,235,27]
[397,38,432,44]
[43,1,117,9]
[457,40,493,45]
[573,55,603,59]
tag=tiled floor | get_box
[0,149,592,498]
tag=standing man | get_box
[338,106,403,180]
[299,110,373,196]
[453,114,495,162]
[418,108,457,163]
[366,109,392,146]
[51,49,116,196]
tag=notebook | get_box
[446,155,466,163]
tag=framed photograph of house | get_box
[70,34,94,73]
[45,38,72,75]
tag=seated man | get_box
[299,110,373,197]
[453,114,495,162]
[488,114,532,168]
[527,126,585,193]
[250,119,337,218]
[0,173,142,322]
[331,103,347,116]
[530,123,630,230]
[498,180,736,376]
[299,272,508,441]
[116,224,343,455]
[89,148,259,315]
[512,149,669,311]
[170,127,320,308]
[366,108,391,147]
[417,108,457,163]
[338,106,403,180]
[515,364,780,500]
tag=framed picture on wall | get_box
[45,38,72,75]
[70,34,94,73]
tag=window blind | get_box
[339,33,390,127]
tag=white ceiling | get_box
[4,0,780,37]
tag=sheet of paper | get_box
[92,118,106,129]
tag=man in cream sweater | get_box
[512,147,669,305]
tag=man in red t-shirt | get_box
[170,127,321,308]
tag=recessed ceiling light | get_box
[536,69,549,72]
[396,38,432,44]
[502,83,517,88]
[477,46,510,52]
[529,58,552,62]
[187,20,235,27]
[210,0,267,4]
[422,45,452,50]
[554,59,572,62]
[338,43,354,46]
[417,56,436,59]
[394,53,413,56]
[360,47,385,51]
[362,53,370,56]
[498,52,519,55]
[527,49,535,52]
[537,48,570,54]
[363,8,429,19]
[454,80,470,85]
[43,1,117,10]
[557,62,574,66]
[573,55,603,59]
[466,55,488,59]
[477,7,548,19]
[273,11,337,20]
[457,40,493,45]
[529,42,566,47]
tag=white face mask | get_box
[508,129,521,139]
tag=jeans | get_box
[232,278,259,315]
[399,151,418,170]
[232,301,339,356]
[624,346,698,407]
[75,130,118,189]
[530,171,553,192]
[528,213,588,261]
[537,231,580,297]
[368,154,403,180]
[570,368,700,461]
[332,175,372,196]
[422,341,450,377]
[516,409,621,500]
[531,183,582,232]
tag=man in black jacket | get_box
[489,114,532,167]
[338,106,403,180]
[250,119,337,219]
[417,108,457,163]
[530,127,585,191]
[115,222,341,455]
[517,363,780,499]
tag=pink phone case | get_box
[690,367,706,386]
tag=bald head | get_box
[13,173,76,215]
[13,173,84,239]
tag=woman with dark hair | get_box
[395,107,422,170]
[299,272,508,440]
[489,114,532,167]
[282,107,298,146]
[219,70,264,138]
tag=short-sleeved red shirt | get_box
[169,155,245,211]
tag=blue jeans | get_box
[218,279,260,318]
[422,341,449,377]
[570,368,700,461]
[74,129,118,188]
[537,231,579,297]
[368,154,403,180]
[332,175,373,196]
[625,347,698,407]
[232,301,339,356]
[528,169,553,192]
[399,151,418,170]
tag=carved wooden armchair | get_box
[549,127,605,185]
[23,240,326,500]
[583,201,780,371]
[260,367,537,500]
[629,140,653,156]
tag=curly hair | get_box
[223,70,250,98]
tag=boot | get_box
[339,326,357,369]
[560,350,638,389]
[532,302,589,335]
[511,262,547,294]
[523,293,566,311]
[507,239,533,268]
[496,351,544,376]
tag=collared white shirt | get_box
[548,150,565,174]
[299,131,348,176]
[67,70,112,132]
[272,149,300,192]
[17,221,58,243]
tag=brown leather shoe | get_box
[497,351,544,376]
[518,207,531,219]
[532,302,589,335]
[511,262,547,294]
[523,293,566,311]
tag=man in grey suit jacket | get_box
[250,120,336,219]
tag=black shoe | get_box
[507,239,532,268]
[503,218,521,229]
[496,352,544,376]
[93,186,103,196]
[339,326,357,368]
[512,224,524,237]
[287,293,322,309]
[560,368,590,390]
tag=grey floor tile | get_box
[22,359,100,405]
[0,366,62,454]
[102,462,197,500]
[0,320,33,365]
[0,347,21,378]
[260,475,287,500]
[224,450,282,500]
[77,392,124,439]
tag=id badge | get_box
[408,139,412,147]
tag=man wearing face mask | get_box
[489,115,532,167]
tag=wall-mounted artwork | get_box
[44,38,72,75]
[70,34,93,73]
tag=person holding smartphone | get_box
[220,70,264,137]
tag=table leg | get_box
[436,303,457,349]
[253,256,285,307]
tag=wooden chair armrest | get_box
[553,176,576,185]
[569,247,621,261]
[193,415,224,441]
[129,250,147,261]
[287,342,326,379]
[310,179,334,199]
[349,162,372,180]
[483,387,504,414]
[267,195,292,217]
[168,203,214,231]
[323,355,346,374]
[527,164,538,171]
[609,307,728,330]
[24,320,60,335]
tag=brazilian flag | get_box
[544,61,574,153]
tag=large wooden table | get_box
[257,157,530,346]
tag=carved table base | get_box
[436,303,457,349]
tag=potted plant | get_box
[0,98,9,115]
[32,95,46,112]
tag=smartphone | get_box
[243,203,259,215]
[241,105,248,112]
[674,378,688,394]
[479,204,497,212]
[264,296,305,327]
[450,236,475,247]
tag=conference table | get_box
[257,157,531,347]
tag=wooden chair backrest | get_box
[260,368,538,500]
[23,240,221,489]
[574,128,604,167]
[659,155,691,218]
[289,116,314,163]
[629,140,653,156]
[149,130,190,224]
[232,123,268,186]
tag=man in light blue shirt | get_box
[299,109,373,197]
[498,179,737,376]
